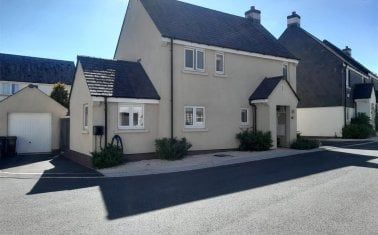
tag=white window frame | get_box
[83,104,89,130]
[240,108,249,126]
[215,52,225,74]
[184,106,206,129]
[184,47,205,72]
[118,104,145,130]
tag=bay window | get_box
[185,106,205,128]
[118,104,144,129]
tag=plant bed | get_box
[236,130,273,151]
[291,137,320,150]
[155,137,192,161]
[92,144,123,169]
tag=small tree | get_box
[51,83,69,108]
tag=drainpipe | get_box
[170,38,174,139]
[251,104,257,133]
[343,66,347,127]
[104,96,108,146]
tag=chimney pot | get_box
[287,11,301,27]
[343,46,352,56]
[245,6,261,23]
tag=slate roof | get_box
[353,83,374,100]
[140,0,296,60]
[249,76,298,101]
[323,40,372,76]
[0,53,75,85]
[78,56,160,100]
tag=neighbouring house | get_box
[0,85,67,154]
[0,53,75,101]
[279,12,378,137]
[69,0,299,159]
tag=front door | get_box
[277,106,287,147]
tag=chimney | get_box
[245,6,261,23]
[287,11,301,27]
[342,46,352,57]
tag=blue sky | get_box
[0,0,377,73]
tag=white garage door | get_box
[8,113,52,154]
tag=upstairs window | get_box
[118,104,144,129]
[283,64,288,80]
[0,83,19,95]
[83,104,89,130]
[185,106,205,128]
[185,48,205,72]
[215,53,225,74]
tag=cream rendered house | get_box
[69,0,299,159]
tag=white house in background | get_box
[69,0,299,161]
[0,53,75,100]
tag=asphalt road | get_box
[0,143,377,234]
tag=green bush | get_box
[92,144,123,169]
[351,113,371,125]
[236,130,273,151]
[342,113,375,139]
[342,124,375,139]
[291,137,320,150]
[155,138,192,161]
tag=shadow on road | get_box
[26,149,377,220]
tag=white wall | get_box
[297,107,345,137]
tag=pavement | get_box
[0,141,377,234]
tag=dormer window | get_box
[185,48,205,72]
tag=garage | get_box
[8,113,52,154]
[0,85,67,155]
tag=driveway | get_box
[0,143,377,234]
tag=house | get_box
[69,0,299,159]
[0,53,74,154]
[0,85,67,154]
[279,12,378,137]
[0,53,75,100]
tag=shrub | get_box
[155,138,192,161]
[50,83,69,108]
[342,124,375,139]
[351,113,371,125]
[92,144,123,169]
[236,130,273,151]
[291,137,320,150]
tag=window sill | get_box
[182,69,208,76]
[240,125,250,129]
[82,130,90,134]
[214,73,227,78]
[115,129,149,134]
[182,128,208,133]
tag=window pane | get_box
[216,54,224,72]
[11,84,19,94]
[185,49,194,69]
[241,109,248,123]
[196,50,204,70]
[133,113,139,126]
[283,65,288,80]
[185,107,194,126]
[196,108,204,123]
[120,112,130,126]
[84,106,88,128]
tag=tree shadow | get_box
[27,149,377,220]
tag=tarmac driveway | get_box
[0,154,101,177]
